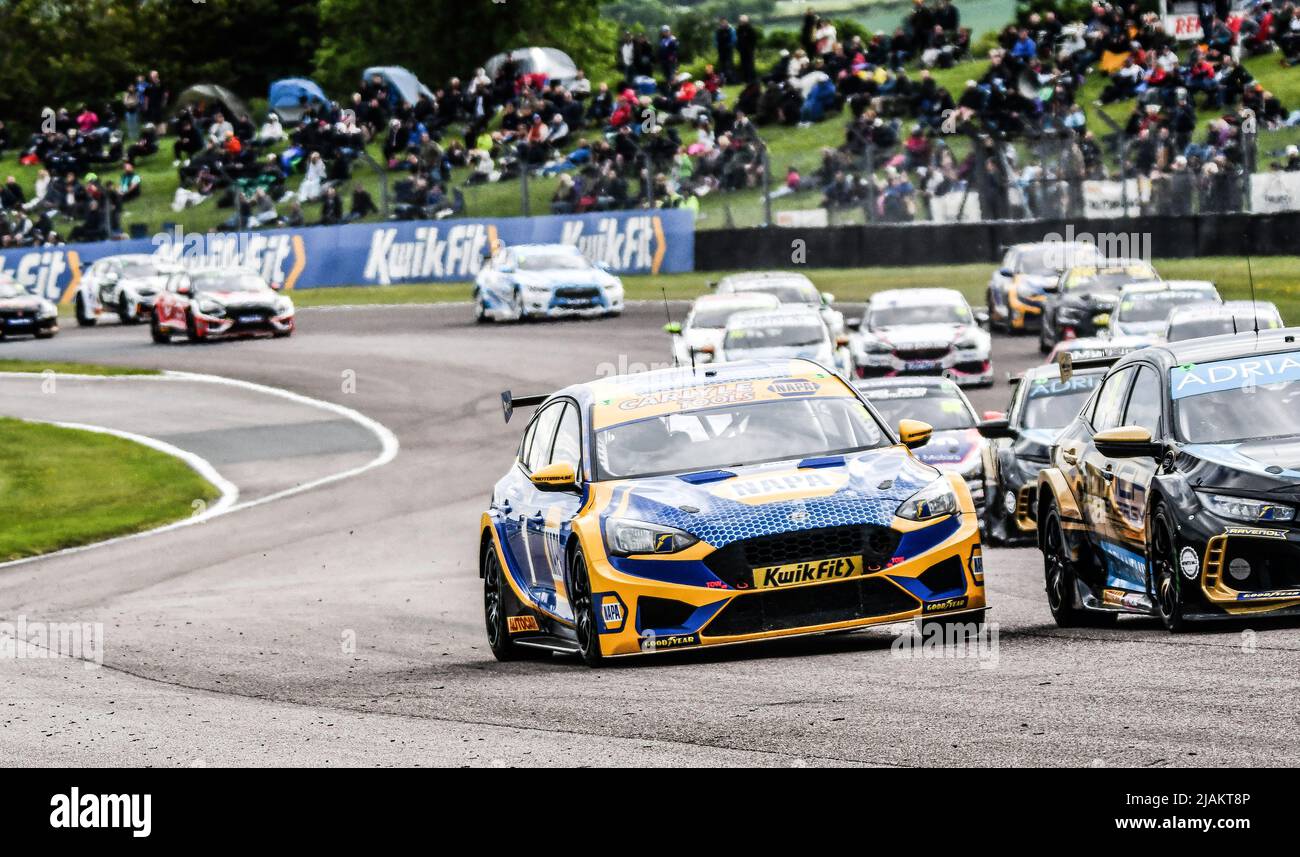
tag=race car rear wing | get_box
[501,390,549,424]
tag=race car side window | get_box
[519,420,538,466]
[550,403,582,471]
[1122,365,1163,438]
[524,403,563,474]
[1091,367,1134,433]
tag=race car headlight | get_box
[954,333,983,350]
[605,518,700,556]
[860,339,893,355]
[37,301,58,319]
[896,478,959,521]
[197,299,226,317]
[275,297,295,316]
[1198,492,1296,523]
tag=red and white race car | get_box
[151,268,295,344]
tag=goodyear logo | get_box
[755,555,864,590]
[768,378,819,398]
[642,632,699,650]
[507,615,540,634]
[922,596,969,614]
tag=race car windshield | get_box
[1172,351,1300,443]
[731,282,819,303]
[1020,376,1100,429]
[123,262,167,278]
[869,303,971,328]
[595,397,888,480]
[861,388,974,431]
[193,274,273,295]
[516,254,590,271]
[692,304,763,328]
[725,323,826,349]
[1117,290,1217,323]
[1020,244,1099,275]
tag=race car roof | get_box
[716,271,815,288]
[690,292,781,309]
[1116,326,1300,369]
[868,287,966,307]
[577,358,849,429]
[853,376,953,390]
[725,306,825,328]
[1118,279,1216,296]
[1168,300,1279,321]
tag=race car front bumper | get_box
[0,312,59,337]
[581,475,986,657]
[195,309,295,338]
[1181,516,1300,618]
[1007,285,1045,331]
[855,350,992,387]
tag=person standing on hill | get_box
[737,15,759,84]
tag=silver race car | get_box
[474,243,624,322]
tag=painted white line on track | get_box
[0,369,400,570]
[0,419,240,571]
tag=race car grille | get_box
[894,347,950,361]
[636,596,698,632]
[702,577,919,637]
[703,524,902,589]
[553,286,601,299]
[917,557,966,595]
[1213,537,1300,593]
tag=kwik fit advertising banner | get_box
[0,209,695,303]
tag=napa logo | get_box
[560,214,666,274]
[712,469,848,504]
[0,247,73,302]
[363,223,491,284]
[768,378,820,397]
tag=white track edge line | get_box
[0,419,240,571]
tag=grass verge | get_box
[0,418,220,562]
[0,359,159,376]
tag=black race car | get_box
[1038,259,1159,354]
[977,359,1113,545]
[1034,328,1300,630]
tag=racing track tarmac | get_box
[2,303,1299,767]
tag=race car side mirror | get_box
[999,268,1013,277]
[846,317,862,331]
[977,418,1015,440]
[898,419,932,450]
[982,410,1005,421]
[1094,426,1162,459]
[821,292,835,305]
[974,308,990,329]
[177,284,192,296]
[1041,281,1060,294]
[529,461,580,492]
[664,321,682,335]
[693,344,715,355]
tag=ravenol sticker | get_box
[1171,351,1300,399]
[507,615,540,634]
[754,555,865,590]
[1223,526,1288,540]
[768,378,820,397]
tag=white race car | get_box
[711,271,845,339]
[665,292,780,365]
[473,243,624,322]
[1164,300,1285,342]
[75,254,183,327]
[1103,280,1219,340]
[849,288,992,387]
[715,306,853,376]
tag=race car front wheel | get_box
[1038,319,1053,355]
[75,294,97,327]
[567,546,603,667]
[1151,505,1187,633]
[119,294,140,325]
[185,310,202,343]
[473,292,490,324]
[150,312,171,344]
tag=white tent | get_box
[484,47,580,86]
[361,65,435,106]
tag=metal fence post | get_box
[519,144,530,218]
[761,143,772,227]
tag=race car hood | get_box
[510,270,615,290]
[915,428,982,472]
[200,290,280,309]
[869,323,966,349]
[0,296,41,311]
[1181,438,1300,494]
[683,328,724,352]
[1109,320,1164,339]
[121,274,170,296]
[608,445,939,549]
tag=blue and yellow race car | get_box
[481,359,986,665]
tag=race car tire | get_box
[482,544,530,662]
[510,288,527,323]
[473,292,490,324]
[1150,504,1188,633]
[150,312,172,344]
[1038,321,1053,355]
[34,330,56,340]
[567,546,603,667]
[119,294,140,325]
[1042,504,1116,628]
[185,310,202,343]
[273,328,293,339]
[75,294,97,327]
[986,292,1004,333]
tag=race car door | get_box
[1099,363,1164,591]
[1077,366,1134,561]
[518,400,585,621]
